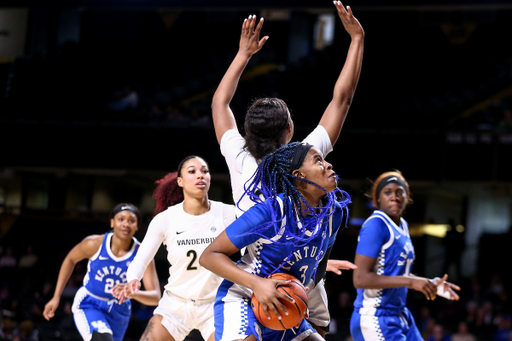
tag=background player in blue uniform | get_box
[350,171,460,341]
[200,142,350,341]
[43,203,161,341]
[210,2,363,335]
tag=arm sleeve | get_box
[225,201,274,249]
[220,129,245,172]
[126,214,166,282]
[355,218,390,259]
[303,125,333,157]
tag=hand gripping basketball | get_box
[251,273,309,330]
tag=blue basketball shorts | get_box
[72,287,131,341]
[350,307,423,341]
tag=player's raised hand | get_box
[333,1,364,38]
[239,15,269,57]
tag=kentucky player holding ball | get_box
[200,142,350,341]
[43,203,161,341]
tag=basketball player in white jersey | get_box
[113,156,236,341]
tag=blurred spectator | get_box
[418,306,434,335]
[329,291,353,341]
[475,301,496,338]
[18,245,37,270]
[18,320,38,341]
[451,322,476,341]
[497,108,512,133]
[427,324,452,341]
[493,314,512,341]
[165,107,191,127]
[465,300,479,333]
[443,219,465,281]
[0,247,16,268]
[423,318,438,340]
[105,85,139,114]
[0,247,17,287]
[0,318,18,341]
[31,282,54,323]
[486,275,506,302]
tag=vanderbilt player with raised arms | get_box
[113,156,236,341]
[43,203,161,341]
[211,2,363,337]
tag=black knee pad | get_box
[91,331,114,341]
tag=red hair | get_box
[153,172,184,216]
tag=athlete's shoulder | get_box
[76,234,104,258]
[214,200,236,217]
[220,129,246,156]
[210,200,235,210]
[362,211,391,229]
[154,203,183,219]
[83,234,105,245]
[147,206,178,234]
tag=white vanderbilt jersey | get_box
[128,200,235,302]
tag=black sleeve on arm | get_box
[315,246,333,285]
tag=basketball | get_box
[250,273,308,330]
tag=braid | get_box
[240,142,351,276]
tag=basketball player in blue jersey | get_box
[200,142,351,341]
[211,2,363,336]
[350,171,460,341]
[43,203,161,341]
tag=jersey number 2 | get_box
[187,250,198,270]
[105,278,120,293]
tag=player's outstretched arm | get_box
[114,218,165,304]
[199,230,293,320]
[318,1,364,147]
[43,235,101,320]
[353,253,438,301]
[326,259,357,275]
[113,259,161,306]
[211,15,269,144]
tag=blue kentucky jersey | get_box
[83,232,139,300]
[353,210,415,316]
[226,195,343,285]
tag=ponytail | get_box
[153,172,184,216]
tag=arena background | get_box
[1,0,511,340]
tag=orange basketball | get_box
[250,273,308,330]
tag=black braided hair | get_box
[239,142,351,276]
